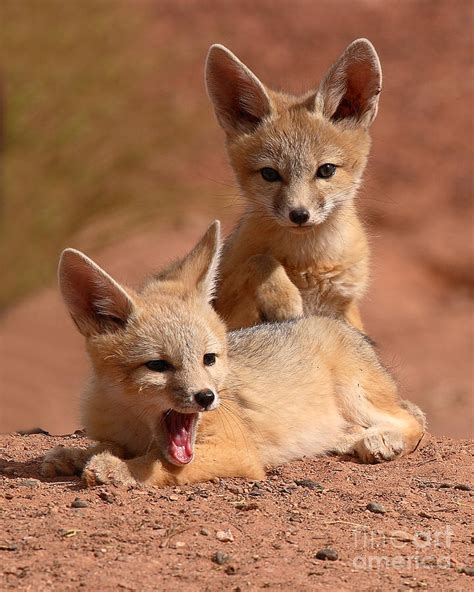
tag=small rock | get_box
[235,502,259,511]
[0,543,17,551]
[216,530,234,542]
[200,528,210,536]
[71,498,89,509]
[457,566,474,576]
[315,548,338,561]
[366,502,386,514]
[98,491,115,504]
[418,511,432,519]
[18,479,41,488]
[168,495,179,501]
[60,529,79,538]
[5,493,14,500]
[173,541,186,548]
[225,564,238,575]
[212,551,230,565]
[70,429,86,438]
[454,483,472,491]
[294,479,324,491]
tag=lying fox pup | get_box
[206,39,382,331]
[42,222,425,487]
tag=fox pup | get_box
[206,39,381,331]
[42,222,425,487]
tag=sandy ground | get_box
[1,0,473,438]
[0,433,472,591]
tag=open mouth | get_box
[163,411,198,465]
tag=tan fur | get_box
[42,222,425,487]
[206,39,382,330]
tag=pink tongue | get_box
[167,413,194,464]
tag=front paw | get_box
[260,288,304,322]
[40,445,86,477]
[354,428,405,463]
[83,452,137,487]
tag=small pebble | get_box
[168,495,179,501]
[212,551,230,565]
[216,530,234,542]
[200,528,210,536]
[458,567,474,576]
[294,479,324,491]
[366,502,386,514]
[235,502,259,511]
[98,491,115,504]
[454,483,472,491]
[18,479,41,488]
[315,548,338,561]
[418,511,432,519]
[173,541,186,548]
[71,498,89,509]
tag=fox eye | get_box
[145,359,173,372]
[316,163,337,179]
[260,167,282,182]
[203,353,216,367]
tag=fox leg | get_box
[336,361,426,464]
[216,254,303,329]
[40,441,125,478]
[352,397,426,464]
[249,254,304,322]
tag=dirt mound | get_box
[1,433,472,590]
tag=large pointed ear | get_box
[206,44,272,135]
[58,249,135,336]
[158,221,221,303]
[314,38,382,128]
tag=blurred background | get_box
[1,0,472,438]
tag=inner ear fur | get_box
[206,44,272,134]
[59,249,135,336]
[314,38,382,128]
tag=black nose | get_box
[194,389,215,409]
[289,208,310,225]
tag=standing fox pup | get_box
[206,39,381,331]
[42,222,425,487]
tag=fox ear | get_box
[206,44,272,134]
[158,221,221,303]
[59,249,135,336]
[313,38,382,128]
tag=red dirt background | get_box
[2,0,472,438]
